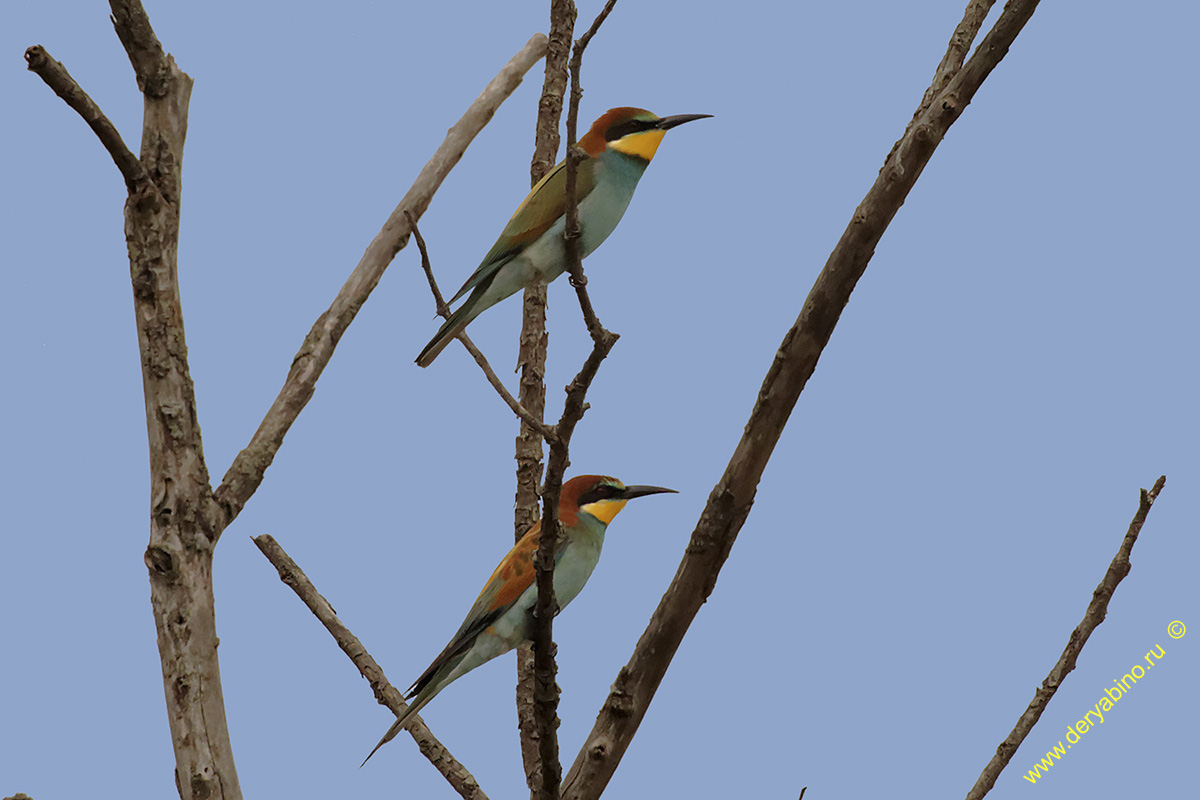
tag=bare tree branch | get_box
[30,1,236,796]
[407,213,557,441]
[24,45,149,192]
[917,0,996,112]
[964,476,1167,799]
[516,2,575,792]
[31,9,547,796]
[562,1,1044,796]
[106,2,227,795]
[530,0,575,184]
[252,535,490,800]
[109,0,172,97]
[530,3,621,798]
[213,33,550,534]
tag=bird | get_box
[361,474,676,765]
[415,107,711,367]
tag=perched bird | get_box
[415,107,711,367]
[362,474,676,765]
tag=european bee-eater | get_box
[361,474,675,765]
[415,107,711,367]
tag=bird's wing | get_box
[448,156,599,305]
[406,522,545,696]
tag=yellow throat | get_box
[608,129,666,161]
[580,498,629,525]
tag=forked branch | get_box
[30,10,548,797]
[31,2,219,796]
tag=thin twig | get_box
[575,0,619,51]
[560,0,620,343]
[562,2,1044,797]
[964,476,1167,799]
[212,33,549,534]
[251,535,489,800]
[409,212,453,316]
[530,3,621,799]
[24,46,149,192]
[407,213,557,441]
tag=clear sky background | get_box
[3,1,1197,798]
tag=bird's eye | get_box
[580,484,620,504]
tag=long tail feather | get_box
[360,691,439,767]
[415,292,484,367]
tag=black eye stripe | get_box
[605,119,657,141]
[579,484,622,504]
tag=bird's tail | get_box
[360,690,439,768]
[415,293,484,368]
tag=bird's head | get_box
[560,474,677,526]
[579,107,712,162]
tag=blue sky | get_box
[3,1,1197,798]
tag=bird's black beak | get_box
[618,485,678,500]
[655,113,713,131]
